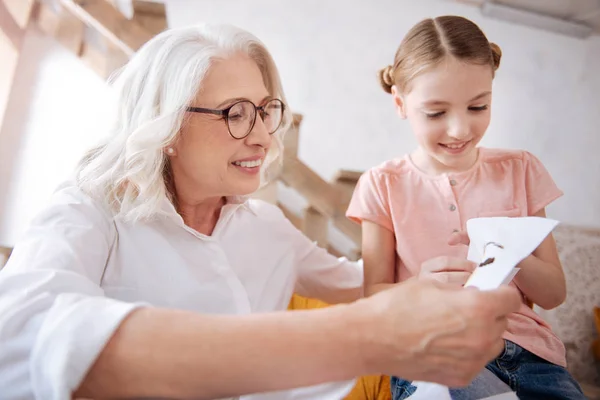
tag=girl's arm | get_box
[362,221,477,296]
[362,221,397,296]
[514,208,566,310]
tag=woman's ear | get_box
[391,85,407,119]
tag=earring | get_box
[166,147,174,155]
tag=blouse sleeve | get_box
[0,186,144,399]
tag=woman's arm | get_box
[514,208,566,309]
[0,189,522,399]
[0,186,134,400]
[76,304,366,399]
[280,206,363,304]
[76,278,522,400]
[361,220,397,296]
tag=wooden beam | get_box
[0,25,20,142]
[0,246,12,268]
[60,0,154,56]
[80,34,128,80]
[0,0,24,49]
[283,113,302,158]
[280,158,361,246]
[252,181,278,204]
[278,202,303,231]
[332,169,363,184]
[3,0,35,28]
[332,214,361,246]
[303,206,329,248]
[35,2,86,54]
[332,170,362,205]
[132,0,166,35]
[280,157,339,218]
[55,8,85,54]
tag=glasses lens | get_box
[227,101,255,138]
[262,99,284,134]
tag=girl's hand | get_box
[448,230,470,246]
[419,256,477,286]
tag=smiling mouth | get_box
[232,159,263,168]
[440,141,470,150]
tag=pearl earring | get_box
[166,148,174,155]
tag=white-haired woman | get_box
[0,24,520,400]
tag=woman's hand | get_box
[356,278,519,387]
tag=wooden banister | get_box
[258,114,364,259]
[31,0,166,80]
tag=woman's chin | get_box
[231,178,261,197]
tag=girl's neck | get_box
[410,147,480,176]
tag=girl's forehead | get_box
[406,60,493,103]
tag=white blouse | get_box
[0,183,363,400]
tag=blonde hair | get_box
[379,15,502,94]
[76,24,291,222]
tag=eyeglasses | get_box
[186,98,285,139]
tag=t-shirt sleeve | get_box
[346,169,394,232]
[523,151,564,215]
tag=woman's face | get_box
[169,53,275,200]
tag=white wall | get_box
[0,26,111,247]
[166,0,600,228]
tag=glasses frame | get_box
[186,98,285,139]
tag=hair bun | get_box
[378,65,395,94]
[489,42,502,71]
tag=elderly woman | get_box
[0,24,520,400]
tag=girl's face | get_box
[393,57,494,174]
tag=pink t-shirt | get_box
[346,147,566,367]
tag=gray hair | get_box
[76,24,291,221]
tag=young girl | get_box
[346,15,585,400]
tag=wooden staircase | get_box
[254,115,363,260]
[1,0,167,80]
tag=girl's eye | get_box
[425,111,445,119]
[469,105,489,112]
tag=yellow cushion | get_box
[593,307,600,361]
[288,294,391,400]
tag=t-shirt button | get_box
[449,204,457,211]
[449,179,457,186]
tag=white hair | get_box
[76,24,291,221]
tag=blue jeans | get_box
[390,340,586,400]
[485,340,585,400]
[391,368,512,400]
